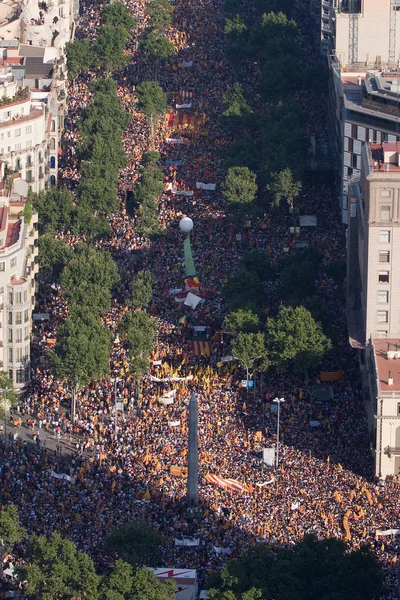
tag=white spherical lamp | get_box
[179,216,194,234]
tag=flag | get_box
[184,237,196,277]
[190,341,212,356]
[170,466,188,477]
[319,370,343,381]
[205,472,251,493]
[179,315,188,326]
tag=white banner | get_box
[168,420,181,427]
[150,375,193,383]
[184,292,202,309]
[213,546,232,555]
[174,296,186,303]
[159,390,176,405]
[51,470,75,484]
[171,189,194,197]
[196,182,216,191]
[170,288,183,295]
[166,138,184,144]
[175,538,200,546]
[182,61,193,68]
[176,103,192,109]
[221,355,235,363]
[152,360,162,365]
[256,476,275,487]
[376,529,400,537]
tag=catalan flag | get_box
[319,370,343,382]
[190,340,212,356]
[167,112,198,129]
[170,466,188,477]
[205,472,251,493]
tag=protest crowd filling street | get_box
[0,0,400,596]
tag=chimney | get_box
[388,370,394,386]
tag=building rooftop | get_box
[367,142,400,173]
[373,339,400,394]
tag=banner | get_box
[166,138,184,144]
[168,420,180,427]
[255,476,275,487]
[165,159,183,166]
[182,61,193,68]
[221,355,235,363]
[319,370,343,381]
[171,189,194,197]
[196,182,216,191]
[213,546,232,555]
[170,288,183,295]
[159,390,176,405]
[176,103,192,109]
[175,538,200,546]
[190,340,212,357]
[376,529,400,537]
[205,472,250,493]
[150,375,193,382]
[184,237,196,278]
[51,470,75,484]
[184,292,202,309]
[170,466,188,477]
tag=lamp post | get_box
[273,397,285,469]
[179,216,196,278]
[0,387,11,449]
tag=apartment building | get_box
[0,165,38,389]
[368,339,400,477]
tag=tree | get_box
[136,82,167,145]
[32,187,76,235]
[66,39,95,79]
[101,559,134,600]
[130,567,176,600]
[142,150,161,167]
[79,78,130,142]
[223,269,265,311]
[225,308,260,333]
[221,83,253,130]
[0,371,17,419]
[207,535,383,600]
[50,308,113,420]
[105,522,163,569]
[231,332,266,376]
[119,311,157,396]
[0,505,25,554]
[146,0,174,31]
[61,244,120,317]
[239,250,276,280]
[278,247,321,304]
[140,31,174,65]
[131,271,154,308]
[18,532,100,600]
[266,168,302,209]
[267,305,331,375]
[102,1,136,32]
[38,235,73,281]
[94,25,129,73]
[222,167,257,207]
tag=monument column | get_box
[186,393,199,504]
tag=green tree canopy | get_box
[66,39,95,79]
[94,25,129,72]
[119,310,157,358]
[130,567,176,600]
[136,81,167,143]
[231,332,266,373]
[18,532,100,600]
[0,505,26,553]
[131,271,154,308]
[207,535,383,600]
[32,187,76,235]
[222,167,258,206]
[225,308,260,333]
[221,83,253,130]
[140,30,174,63]
[61,244,120,316]
[223,269,265,311]
[267,305,331,373]
[101,559,134,600]
[102,1,136,32]
[105,522,163,569]
[239,250,276,280]
[38,235,73,281]
[266,168,302,209]
[146,0,174,31]
[278,247,321,304]
[0,371,17,418]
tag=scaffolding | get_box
[348,12,358,67]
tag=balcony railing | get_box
[384,446,400,457]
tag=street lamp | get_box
[0,387,11,449]
[273,397,285,469]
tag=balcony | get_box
[384,446,400,457]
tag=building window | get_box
[0,263,5,272]
[380,230,390,243]
[16,370,24,384]
[26,155,32,167]
[8,329,12,343]
[24,325,29,341]
[8,348,12,363]
[8,370,12,382]
[377,311,388,323]
[380,206,391,221]
[24,290,27,302]
[3,111,10,119]
[14,143,21,151]
[26,141,32,149]
[8,291,13,305]
[15,329,22,343]
[15,158,20,169]
[381,190,391,197]
[15,128,20,137]
[15,311,22,325]
[379,251,390,263]
[377,330,388,338]
[10,257,16,268]
[15,292,21,304]
[378,291,389,304]
[7,313,12,325]
[379,271,389,283]
[24,309,28,323]
[398,403,400,416]
[26,171,32,183]
[16,347,22,362]
[25,125,32,134]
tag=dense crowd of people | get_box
[1,0,400,596]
